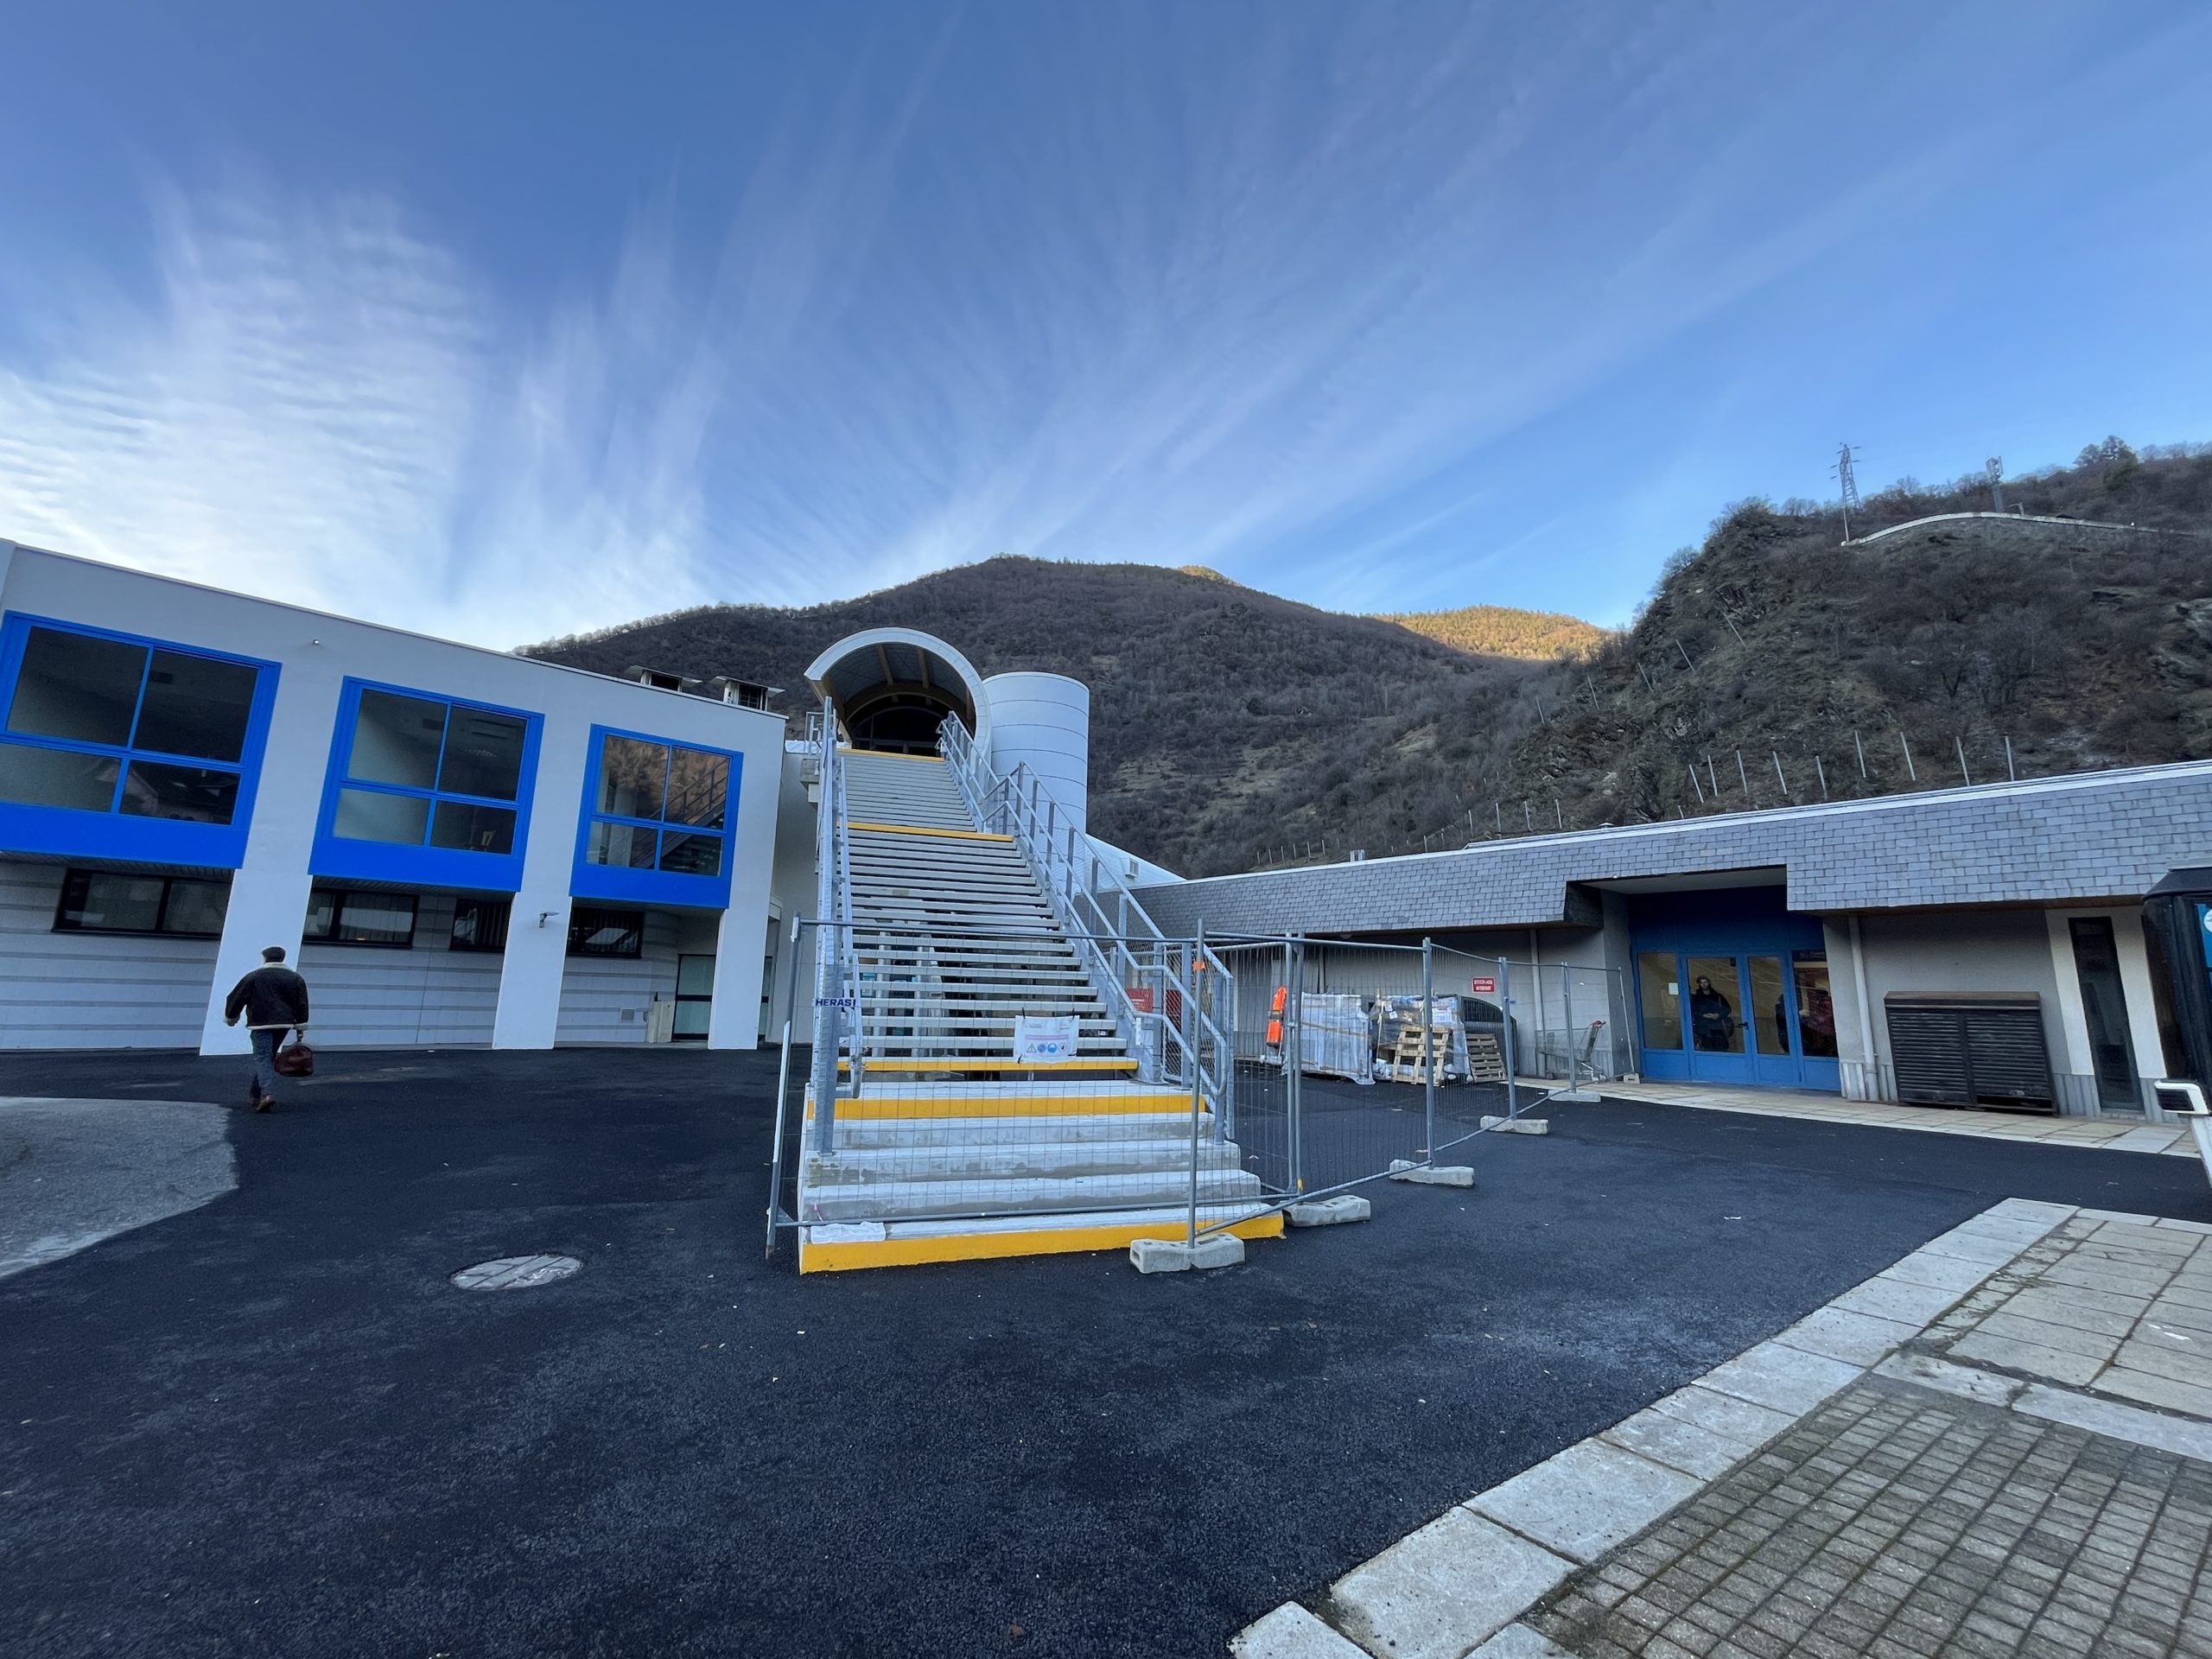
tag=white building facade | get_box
[0,541,784,1055]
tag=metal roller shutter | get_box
[1885,994,2056,1114]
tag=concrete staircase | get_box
[798,748,1281,1272]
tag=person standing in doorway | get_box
[224,946,311,1112]
[1688,976,1738,1052]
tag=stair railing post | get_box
[766,910,804,1258]
[1422,936,1437,1166]
[1187,921,1205,1246]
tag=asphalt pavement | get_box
[3,1048,2206,1659]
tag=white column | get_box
[705,737,782,1050]
[493,721,592,1048]
[707,904,766,1049]
[2044,910,2096,1077]
[2109,913,2169,1098]
[200,661,346,1054]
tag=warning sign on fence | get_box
[1470,976,1496,995]
[1014,1014,1079,1063]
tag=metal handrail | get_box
[807,702,855,1148]
[938,717,1234,1124]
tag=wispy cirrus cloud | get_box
[0,175,728,646]
[3,3,2187,645]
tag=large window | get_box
[583,734,730,875]
[54,868,231,938]
[304,887,418,948]
[334,689,529,853]
[570,726,740,908]
[0,616,274,865]
[314,680,539,889]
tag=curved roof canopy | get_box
[804,627,991,755]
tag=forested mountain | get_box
[525,438,2212,878]
[527,562,1548,876]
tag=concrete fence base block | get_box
[1287,1195,1373,1228]
[1130,1233,1246,1274]
[1481,1116,1552,1135]
[1388,1160,1477,1187]
[1551,1090,1601,1104]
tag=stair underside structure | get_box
[798,747,1281,1272]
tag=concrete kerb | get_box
[1228,1196,2082,1659]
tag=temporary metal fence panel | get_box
[766,917,1632,1259]
[1466,956,1633,1088]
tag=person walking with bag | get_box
[224,945,312,1112]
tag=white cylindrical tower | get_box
[983,672,1090,834]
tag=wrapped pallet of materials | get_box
[1372,995,1474,1081]
[1297,993,1376,1084]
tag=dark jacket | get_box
[226,964,310,1030]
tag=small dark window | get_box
[450,897,512,952]
[54,868,231,937]
[304,887,418,948]
[568,906,644,958]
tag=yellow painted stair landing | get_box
[818,1083,1211,1121]
[800,1208,1284,1273]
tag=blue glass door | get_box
[1628,888,1840,1090]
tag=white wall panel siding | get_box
[556,912,679,1044]
[1,540,785,1055]
[296,896,501,1048]
[0,860,219,1048]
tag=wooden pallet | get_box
[1465,1032,1506,1084]
[1383,1024,1452,1084]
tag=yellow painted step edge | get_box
[819,1093,1207,1119]
[799,1211,1285,1273]
[845,820,1013,842]
[839,1058,1139,1074]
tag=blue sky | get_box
[2,3,2208,648]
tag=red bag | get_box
[274,1038,315,1077]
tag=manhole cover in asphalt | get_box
[450,1254,581,1291]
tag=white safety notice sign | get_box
[1014,1014,1078,1063]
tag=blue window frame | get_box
[0,612,279,868]
[571,725,741,907]
[310,677,542,891]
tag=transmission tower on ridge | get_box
[1987,456,2006,513]
[1834,442,1863,541]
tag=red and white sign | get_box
[1470,976,1497,995]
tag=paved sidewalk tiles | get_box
[1524,1376,2212,1659]
[1587,1082,2202,1160]
[1230,1198,2212,1659]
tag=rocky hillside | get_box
[1491,441,2212,831]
